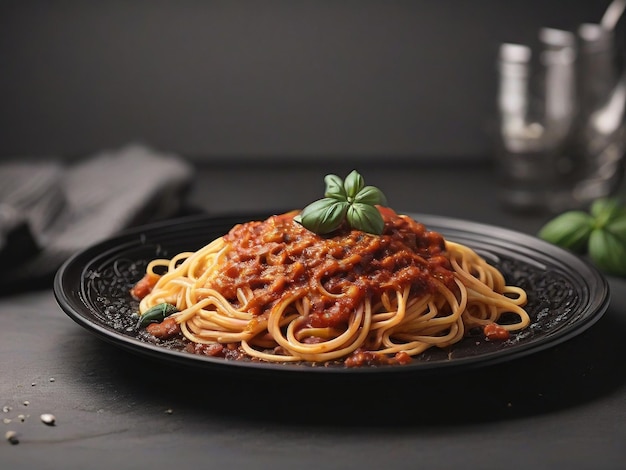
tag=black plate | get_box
[54,212,610,377]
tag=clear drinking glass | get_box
[495,25,625,213]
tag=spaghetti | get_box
[132,207,529,366]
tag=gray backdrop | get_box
[0,0,618,162]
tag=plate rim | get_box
[53,211,611,377]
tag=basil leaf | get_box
[590,198,625,227]
[588,228,626,276]
[298,198,348,234]
[137,302,178,328]
[346,203,385,235]
[605,214,626,242]
[344,170,364,200]
[537,210,594,253]
[296,170,389,235]
[354,185,388,206]
[324,174,347,200]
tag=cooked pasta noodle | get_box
[132,208,529,366]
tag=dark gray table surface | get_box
[2,162,626,469]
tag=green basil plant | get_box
[538,197,626,276]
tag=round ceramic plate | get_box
[54,212,610,377]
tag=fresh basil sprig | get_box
[538,197,626,276]
[294,170,388,235]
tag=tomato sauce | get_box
[209,208,455,328]
[130,272,159,300]
[483,323,511,341]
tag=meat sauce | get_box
[210,206,455,328]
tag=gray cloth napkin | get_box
[0,144,194,289]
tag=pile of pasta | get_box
[133,209,529,366]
